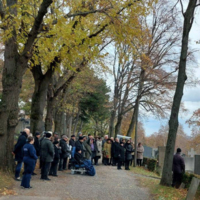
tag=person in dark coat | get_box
[112,138,120,166]
[75,136,85,156]
[40,132,54,181]
[32,131,40,175]
[34,132,40,157]
[21,136,38,188]
[172,148,185,188]
[13,131,28,181]
[117,142,125,170]
[69,135,76,147]
[39,132,46,169]
[74,147,85,165]
[124,140,134,170]
[59,135,69,171]
[49,141,61,176]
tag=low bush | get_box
[143,157,157,172]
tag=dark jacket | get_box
[13,132,27,162]
[112,142,121,158]
[53,145,61,163]
[172,153,185,174]
[40,138,54,162]
[118,145,125,162]
[69,138,75,147]
[60,139,68,158]
[74,152,84,165]
[75,140,84,156]
[125,143,134,161]
[34,136,40,156]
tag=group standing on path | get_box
[12,129,145,189]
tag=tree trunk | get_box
[78,120,83,132]
[73,109,80,135]
[45,82,56,131]
[30,65,54,134]
[0,39,26,171]
[109,110,116,137]
[54,109,63,135]
[160,0,197,186]
[114,114,123,137]
[127,108,136,137]
[68,116,73,137]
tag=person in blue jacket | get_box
[21,136,38,189]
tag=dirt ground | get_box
[0,164,151,200]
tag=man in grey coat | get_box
[40,132,54,181]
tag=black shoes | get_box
[40,178,51,181]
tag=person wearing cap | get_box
[69,135,76,147]
[40,132,54,181]
[172,148,185,188]
[13,130,29,181]
[75,136,85,156]
[49,141,61,176]
[32,131,40,175]
[74,147,85,165]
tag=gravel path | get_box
[0,165,151,200]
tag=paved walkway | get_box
[0,165,151,200]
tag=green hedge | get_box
[143,157,157,172]
[182,173,196,189]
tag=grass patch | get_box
[0,171,16,196]
[131,166,188,200]
[130,166,160,179]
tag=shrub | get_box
[142,157,157,172]
[182,173,196,189]
[147,158,157,172]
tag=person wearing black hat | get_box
[75,136,85,156]
[69,135,76,147]
[32,131,40,176]
[49,141,61,176]
[172,148,185,188]
[13,131,29,181]
[117,142,125,170]
[40,132,54,180]
[74,147,85,165]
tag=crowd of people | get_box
[12,129,145,189]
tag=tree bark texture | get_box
[127,68,145,137]
[109,110,116,137]
[0,39,26,171]
[160,0,197,186]
[30,65,54,134]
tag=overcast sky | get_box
[143,4,200,136]
[105,2,200,137]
